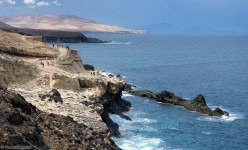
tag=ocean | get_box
[69,34,248,150]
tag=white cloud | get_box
[36,1,49,6]
[0,0,3,4]
[23,0,35,5]
[52,0,61,6]
[5,0,16,5]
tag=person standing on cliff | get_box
[93,72,95,76]
[91,72,92,77]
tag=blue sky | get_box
[0,0,248,33]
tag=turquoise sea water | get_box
[69,34,248,150]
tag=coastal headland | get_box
[0,29,129,149]
[0,29,230,149]
[0,27,107,43]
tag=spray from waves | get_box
[99,71,114,78]
[99,71,126,79]
[197,113,244,122]
[133,118,157,124]
[100,41,133,45]
[112,135,165,150]
[122,91,134,97]
[191,104,244,122]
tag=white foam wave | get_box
[100,71,125,79]
[99,71,114,78]
[201,131,212,135]
[101,41,133,45]
[114,135,164,150]
[122,92,134,97]
[134,118,157,124]
[163,126,180,131]
[197,113,243,122]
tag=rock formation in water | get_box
[128,89,229,117]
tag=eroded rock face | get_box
[0,89,120,149]
[50,73,80,90]
[0,55,38,84]
[99,83,131,138]
[0,73,8,89]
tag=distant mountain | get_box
[0,14,147,34]
[133,23,181,34]
[134,23,248,35]
[0,21,12,28]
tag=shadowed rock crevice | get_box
[98,83,131,138]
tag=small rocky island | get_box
[125,87,229,117]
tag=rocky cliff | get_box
[0,29,130,149]
[0,88,120,149]
[0,27,107,43]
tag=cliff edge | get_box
[0,29,130,149]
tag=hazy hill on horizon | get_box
[0,21,12,28]
[133,22,248,35]
[0,14,147,34]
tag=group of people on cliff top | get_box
[91,71,96,77]
[52,43,70,49]
[40,61,50,67]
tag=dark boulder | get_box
[124,83,136,92]
[83,64,95,71]
[7,111,23,125]
[108,74,114,78]
[39,89,63,104]
[129,90,157,99]
[1,91,36,114]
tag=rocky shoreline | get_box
[0,29,230,149]
[0,29,129,149]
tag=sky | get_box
[0,0,248,34]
